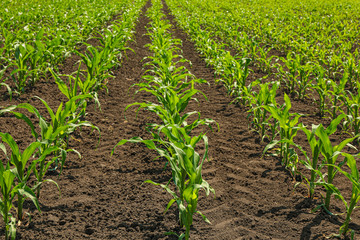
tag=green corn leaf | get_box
[326,114,346,135]
[43,179,61,197]
[10,111,38,139]
[164,198,176,214]
[0,133,19,159]
[18,185,41,212]
[263,140,279,156]
[197,210,211,224]
[144,179,178,200]
[0,143,7,157]
[35,96,56,122]
[21,142,41,169]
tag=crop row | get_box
[0,0,146,238]
[166,0,360,237]
[113,0,216,239]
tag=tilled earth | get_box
[0,1,359,239]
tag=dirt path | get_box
[0,0,359,239]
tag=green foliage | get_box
[248,81,279,142]
[0,0,146,239]
[0,163,18,240]
[340,81,360,139]
[0,95,100,198]
[166,0,360,237]
[263,94,301,169]
[0,133,43,220]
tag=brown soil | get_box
[0,1,359,239]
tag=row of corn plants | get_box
[113,0,216,239]
[0,1,147,238]
[166,0,360,237]
[0,0,134,96]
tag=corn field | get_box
[0,0,359,239]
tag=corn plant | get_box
[75,44,116,92]
[44,35,72,70]
[263,94,301,169]
[50,66,101,111]
[277,52,299,96]
[113,125,214,240]
[96,26,133,63]
[342,53,360,91]
[328,73,347,120]
[0,73,13,101]
[217,53,251,96]
[312,65,331,117]
[0,133,42,221]
[314,119,357,211]
[231,78,260,107]
[248,81,279,142]
[325,54,343,81]
[9,43,37,93]
[296,115,346,199]
[51,67,80,100]
[0,26,16,60]
[296,61,313,100]
[26,32,49,86]
[324,153,360,238]
[0,163,17,240]
[340,81,360,140]
[256,46,275,75]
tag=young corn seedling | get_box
[340,81,360,140]
[0,163,18,240]
[45,35,72,70]
[326,54,343,81]
[328,72,347,120]
[312,65,331,117]
[0,70,13,101]
[126,87,214,134]
[232,79,260,107]
[217,53,251,96]
[27,36,48,86]
[0,133,43,221]
[248,81,279,142]
[96,26,132,62]
[296,62,313,100]
[75,44,116,93]
[113,125,215,240]
[133,44,208,128]
[1,26,16,60]
[325,153,360,238]
[256,46,275,75]
[50,65,101,111]
[342,53,359,90]
[263,94,301,169]
[278,52,299,97]
[297,115,346,199]
[9,43,37,93]
[314,116,357,211]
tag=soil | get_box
[0,0,359,239]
